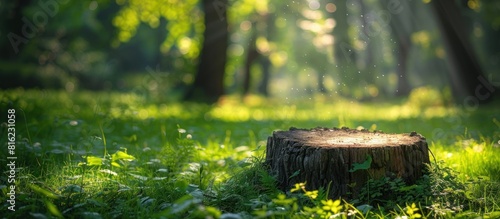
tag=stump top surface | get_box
[274,127,425,148]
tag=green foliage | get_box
[406,86,448,109]
[209,160,279,213]
[0,90,499,218]
[349,154,372,173]
[83,149,136,168]
[113,0,202,58]
[252,182,426,219]
[1,1,119,90]
[112,0,268,59]
[353,176,432,210]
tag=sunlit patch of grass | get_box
[429,137,500,215]
[432,138,500,181]
[210,94,459,125]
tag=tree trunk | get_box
[329,1,358,97]
[265,127,430,199]
[258,56,271,96]
[395,41,412,96]
[430,0,496,103]
[184,0,228,103]
[243,33,258,95]
[358,0,374,71]
[1,0,32,60]
[380,0,414,96]
[257,13,274,97]
[331,1,353,65]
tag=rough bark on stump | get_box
[265,127,430,199]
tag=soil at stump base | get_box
[265,127,430,199]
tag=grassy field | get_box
[1,89,499,218]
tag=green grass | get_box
[1,89,499,218]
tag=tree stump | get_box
[265,127,430,199]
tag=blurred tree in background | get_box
[1,0,120,90]
[1,0,498,103]
[431,0,495,103]
[183,0,228,102]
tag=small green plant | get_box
[251,181,438,219]
[253,182,364,218]
[349,154,372,174]
[353,175,432,210]
[82,149,136,169]
[393,203,423,219]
